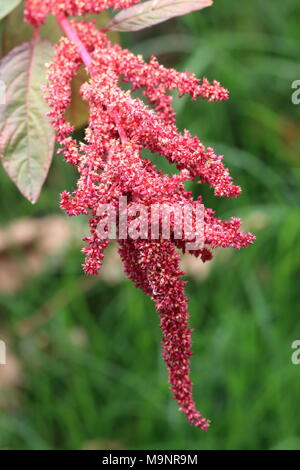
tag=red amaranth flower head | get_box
[25,1,255,430]
[25,0,141,27]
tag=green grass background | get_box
[0,0,300,450]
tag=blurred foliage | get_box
[0,0,300,450]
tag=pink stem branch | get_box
[56,14,127,145]
[113,112,128,144]
[56,14,92,70]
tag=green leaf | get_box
[0,0,22,20]
[0,38,55,203]
[107,0,213,32]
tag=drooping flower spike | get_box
[25,0,255,430]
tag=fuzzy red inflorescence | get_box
[25,0,141,27]
[25,0,255,430]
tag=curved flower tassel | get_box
[119,239,210,430]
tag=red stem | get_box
[113,112,128,144]
[56,14,92,69]
[56,14,127,144]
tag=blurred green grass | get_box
[0,0,300,450]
